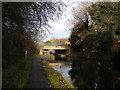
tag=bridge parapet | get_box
[43,45,69,50]
[40,44,70,61]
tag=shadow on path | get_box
[26,56,52,88]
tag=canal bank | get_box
[48,61,73,85]
[42,60,74,88]
[42,52,120,88]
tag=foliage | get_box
[69,2,120,55]
[50,38,68,45]
[44,38,69,45]
[87,2,119,54]
[88,2,119,34]
[69,2,120,88]
[70,2,92,25]
[69,20,90,52]
[2,2,65,68]
[2,54,35,88]
[2,2,65,34]
[44,40,52,44]
[2,2,66,88]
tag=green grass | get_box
[42,61,75,88]
[2,54,41,88]
[32,54,41,57]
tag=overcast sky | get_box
[43,0,119,41]
[44,0,80,41]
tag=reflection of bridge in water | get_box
[40,44,70,60]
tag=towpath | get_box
[26,56,52,88]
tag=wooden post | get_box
[25,51,27,60]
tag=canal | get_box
[69,57,120,88]
[48,61,73,85]
[48,57,120,88]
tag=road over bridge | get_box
[40,44,70,60]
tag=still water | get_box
[50,58,120,88]
[69,58,120,88]
[53,62,73,85]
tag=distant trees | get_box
[44,40,52,44]
[50,37,69,44]
[44,38,69,45]
[2,2,65,68]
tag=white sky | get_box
[43,0,120,41]
[44,0,79,41]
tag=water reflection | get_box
[53,63,73,85]
[69,58,120,88]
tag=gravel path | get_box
[26,56,52,88]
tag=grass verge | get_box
[42,61,74,88]
[2,54,41,88]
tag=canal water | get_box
[48,61,73,85]
[69,58,120,88]
[53,63,73,85]
[49,57,120,88]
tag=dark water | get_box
[52,54,120,88]
[69,58,120,88]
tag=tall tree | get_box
[88,2,120,54]
[69,2,92,52]
[2,2,65,67]
[69,2,120,55]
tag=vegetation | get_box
[2,2,65,88]
[3,54,34,88]
[44,40,52,44]
[88,2,119,54]
[3,2,65,68]
[42,61,74,88]
[44,38,69,45]
[69,2,120,88]
[2,54,42,88]
[69,2,120,58]
[50,38,69,45]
